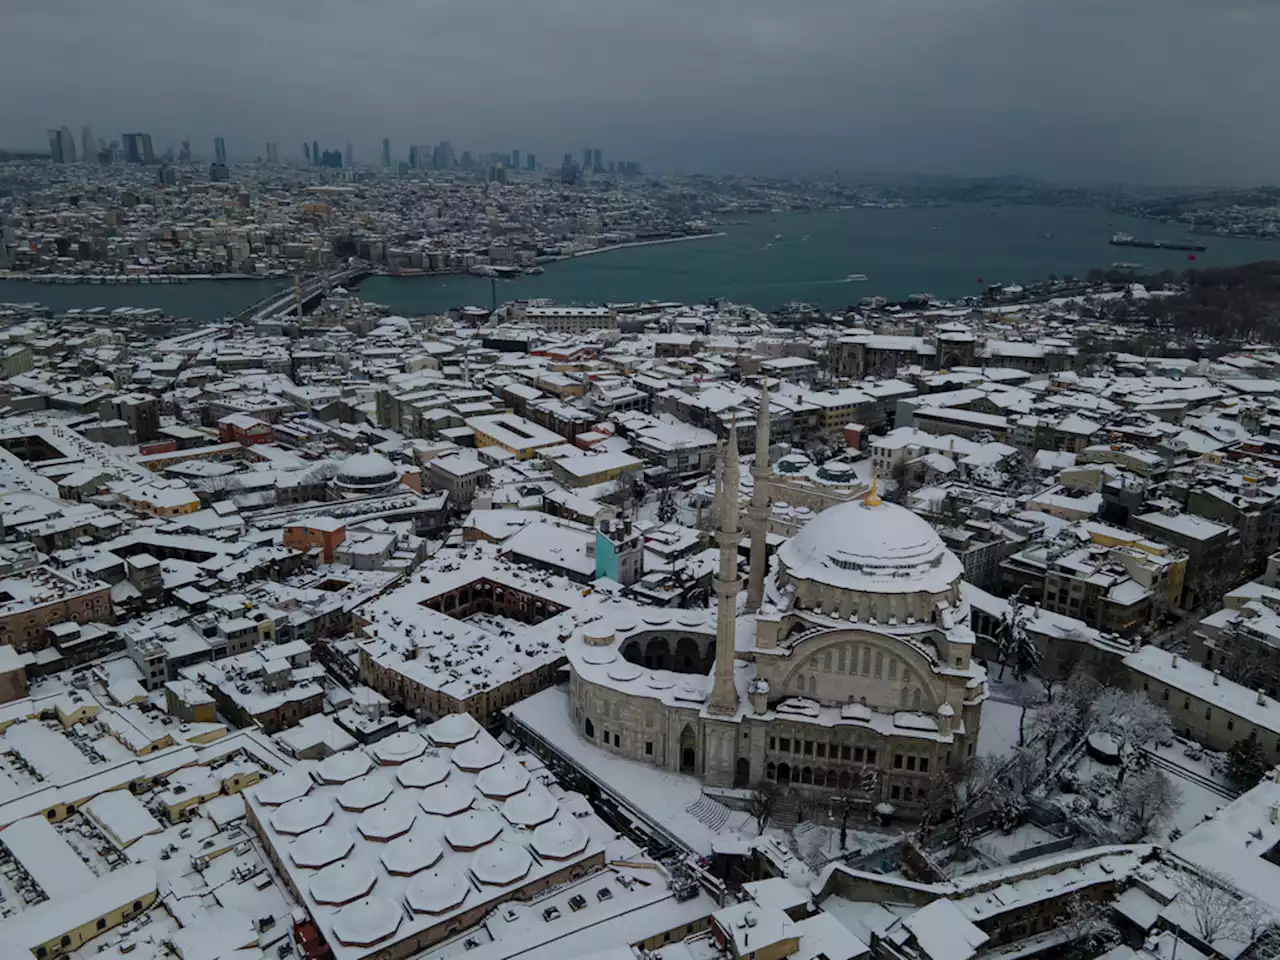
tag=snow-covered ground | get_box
[508,686,755,855]
[978,697,1032,758]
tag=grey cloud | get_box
[1,0,1275,183]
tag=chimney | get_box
[1212,670,1219,686]
[1171,653,1178,667]
[1259,689,1267,707]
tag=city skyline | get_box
[2,0,1278,185]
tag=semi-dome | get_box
[336,452,400,491]
[776,496,963,597]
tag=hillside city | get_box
[2,153,1280,960]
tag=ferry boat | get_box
[847,273,868,282]
[1110,232,1206,252]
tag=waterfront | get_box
[3,205,1279,319]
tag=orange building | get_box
[283,518,346,562]
[218,413,275,445]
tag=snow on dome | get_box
[419,780,474,816]
[646,671,676,690]
[380,830,443,875]
[373,732,428,765]
[289,825,354,868]
[580,649,617,666]
[475,760,530,799]
[426,713,480,747]
[396,755,451,789]
[444,810,504,851]
[337,775,393,812]
[271,795,334,835]
[331,895,402,946]
[405,868,470,915]
[253,771,312,806]
[336,451,400,489]
[470,841,533,886]
[309,859,376,905]
[316,751,373,784]
[606,662,643,682]
[502,788,558,828]
[358,798,418,841]
[776,497,964,596]
[531,819,590,860]
[452,735,503,772]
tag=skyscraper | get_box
[592,148,602,173]
[512,149,521,171]
[381,138,391,169]
[214,136,226,164]
[344,142,353,168]
[178,140,191,164]
[582,148,591,171]
[303,142,311,164]
[81,126,94,165]
[526,153,536,171]
[122,132,155,164]
[311,140,320,167]
[266,142,278,163]
[47,128,76,163]
[408,145,419,169]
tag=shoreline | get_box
[564,232,728,260]
[0,272,282,284]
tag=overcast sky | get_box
[3,0,1275,184]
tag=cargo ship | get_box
[1110,232,1206,252]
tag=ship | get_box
[1110,232,1206,252]
[847,273,868,282]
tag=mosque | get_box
[562,385,988,812]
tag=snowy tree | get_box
[1056,893,1121,960]
[1091,689,1173,784]
[1227,734,1271,790]
[656,486,678,525]
[994,590,1041,684]
[1113,767,1178,841]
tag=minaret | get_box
[746,381,772,611]
[708,418,742,715]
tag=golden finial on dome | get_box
[864,472,882,507]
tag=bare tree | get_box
[1217,641,1273,691]
[1112,767,1179,842]
[747,781,779,834]
[1173,869,1255,947]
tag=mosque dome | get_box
[336,452,401,492]
[775,496,963,598]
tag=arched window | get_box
[795,673,806,691]
[838,648,847,673]
[823,651,832,671]
[801,767,813,784]
[807,676,817,694]
[862,649,871,675]
[888,658,898,680]
[584,718,594,738]
[813,769,826,787]
[778,762,791,782]
[912,688,922,709]
[874,652,883,678]
[767,762,777,780]
[900,687,909,707]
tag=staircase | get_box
[773,788,802,828]
[686,794,731,831]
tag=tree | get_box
[1113,767,1178,842]
[1227,734,1270,790]
[747,781,779,834]
[1056,894,1121,960]
[1218,642,1273,691]
[994,589,1041,685]
[656,486,678,525]
[1173,869,1261,948]
[1091,689,1173,784]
